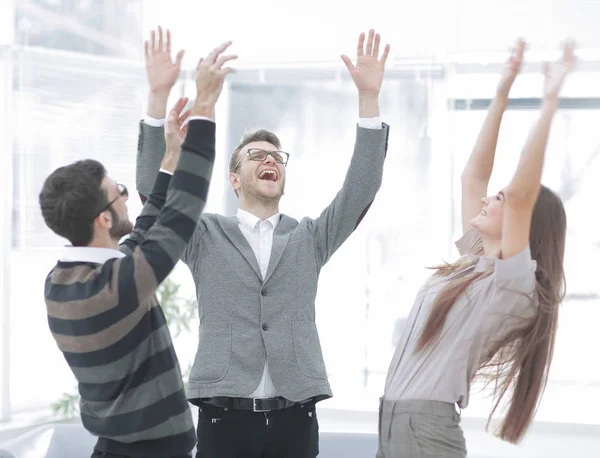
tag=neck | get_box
[480,235,502,258]
[87,234,119,251]
[238,197,280,220]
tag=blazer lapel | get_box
[264,215,297,284]
[216,215,262,281]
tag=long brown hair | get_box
[416,185,566,443]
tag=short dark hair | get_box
[228,129,282,173]
[39,159,108,246]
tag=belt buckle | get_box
[253,398,270,413]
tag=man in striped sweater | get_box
[38,42,236,458]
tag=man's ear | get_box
[96,211,113,230]
[229,172,241,194]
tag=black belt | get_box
[201,396,301,412]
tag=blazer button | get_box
[261,289,267,297]
[262,323,269,331]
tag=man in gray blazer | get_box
[137,27,390,458]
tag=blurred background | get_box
[1,0,600,456]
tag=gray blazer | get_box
[136,121,390,402]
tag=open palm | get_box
[543,41,576,99]
[342,30,390,96]
[145,26,185,93]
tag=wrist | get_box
[358,93,380,118]
[191,100,216,120]
[542,96,559,111]
[161,155,177,173]
[147,91,170,119]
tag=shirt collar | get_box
[59,246,125,264]
[237,208,280,232]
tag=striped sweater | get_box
[44,119,215,457]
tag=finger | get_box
[357,32,365,56]
[213,54,238,69]
[207,41,233,64]
[166,29,171,54]
[150,30,156,54]
[563,39,576,66]
[542,61,549,78]
[144,41,149,59]
[220,67,236,77]
[178,109,192,126]
[366,29,375,55]
[182,123,189,134]
[380,44,390,65]
[341,55,354,72]
[171,97,189,116]
[158,26,164,52]
[175,49,185,68]
[196,57,204,69]
[373,33,381,58]
[166,109,178,128]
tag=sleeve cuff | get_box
[358,117,382,130]
[159,168,173,176]
[188,115,215,123]
[144,115,165,127]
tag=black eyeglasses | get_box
[94,183,128,220]
[234,148,290,171]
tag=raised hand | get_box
[497,39,526,96]
[543,41,576,100]
[341,30,390,97]
[162,97,191,172]
[191,41,237,118]
[145,26,184,94]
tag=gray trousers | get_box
[376,399,467,458]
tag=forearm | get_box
[313,123,389,264]
[508,97,558,197]
[147,90,170,119]
[120,171,171,254]
[462,94,509,182]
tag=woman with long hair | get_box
[377,40,575,457]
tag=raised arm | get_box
[501,42,575,259]
[461,40,525,234]
[121,97,191,255]
[137,26,184,200]
[310,30,390,266]
[123,42,236,303]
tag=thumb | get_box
[341,55,354,72]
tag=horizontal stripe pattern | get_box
[44,119,215,452]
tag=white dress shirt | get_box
[236,208,281,398]
[144,114,381,398]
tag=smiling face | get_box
[470,190,505,240]
[229,140,287,203]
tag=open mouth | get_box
[258,169,278,182]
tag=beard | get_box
[243,177,286,203]
[108,207,133,241]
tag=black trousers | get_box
[195,401,319,458]
[91,453,190,458]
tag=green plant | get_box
[51,277,197,418]
[158,277,198,338]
